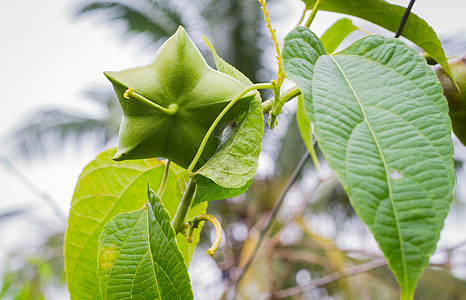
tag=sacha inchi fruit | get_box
[105,26,254,169]
[435,56,466,146]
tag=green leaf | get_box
[320,18,357,53]
[98,189,193,299]
[283,27,454,299]
[65,148,206,299]
[296,94,314,153]
[296,95,320,170]
[147,190,193,299]
[302,0,455,84]
[192,175,251,206]
[192,38,264,189]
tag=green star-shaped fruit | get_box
[105,27,254,169]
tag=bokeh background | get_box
[0,0,465,299]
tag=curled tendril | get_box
[187,214,222,257]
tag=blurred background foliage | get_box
[1,0,466,299]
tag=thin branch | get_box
[445,239,466,252]
[231,149,311,293]
[273,259,387,298]
[394,0,416,38]
[0,156,66,223]
[270,173,330,242]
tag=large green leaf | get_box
[283,27,454,299]
[302,0,455,83]
[192,39,264,189]
[65,148,206,299]
[320,18,357,53]
[98,189,193,299]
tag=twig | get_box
[394,0,416,38]
[231,150,311,294]
[274,249,332,268]
[0,155,66,222]
[273,259,387,298]
[445,239,466,252]
[270,174,329,241]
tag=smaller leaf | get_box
[65,148,204,299]
[98,208,157,299]
[296,95,320,170]
[193,175,251,206]
[98,189,193,300]
[193,38,264,189]
[320,18,357,53]
[296,95,313,152]
[147,189,193,299]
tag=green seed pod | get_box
[105,26,254,169]
[436,56,466,146]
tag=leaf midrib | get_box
[146,207,161,299]
[130,250,152,297]
[149,203,184,300]
[327,55,408,288]
[104,210,146,297]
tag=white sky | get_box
[0,0,465,296]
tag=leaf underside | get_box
[283,27,454,299]
[302,0,455,83]
[193,175,251,206]
[98,189,193,300]
[191,39,264,203]
[65,148,206,299]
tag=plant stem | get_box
[258,0,286,129]
[157,160,171,197]
[273,259,387,298]
[172,179,196,234]
[270,86,302,119]
[188,214,222,256]
[262,86,301,113]
[232,150,310,291]
[124,87,178,115]
[186,83,274,174]
[258,0,283,76]
[304,0,323,28]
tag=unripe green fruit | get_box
[105,26,254,169]
[436,56,466,146]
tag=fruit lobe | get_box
[105,26,254,169]
[436,56,466,146]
